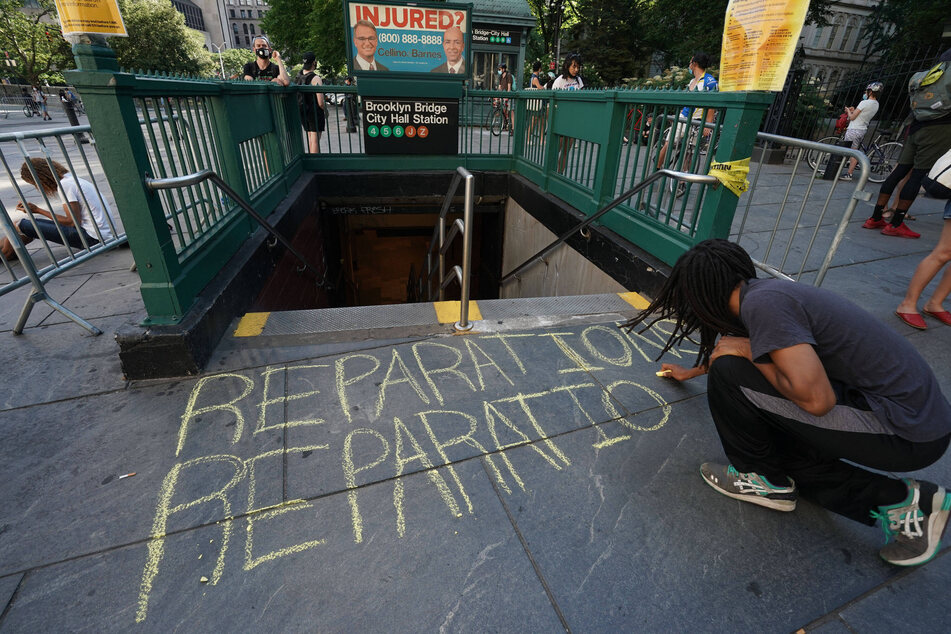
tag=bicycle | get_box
[651,120,718,197]
[484,98,511,137]
[805,131,902,183]
[23,101,40,118]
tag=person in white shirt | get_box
[841,81,882,181]
[1,158,115,261]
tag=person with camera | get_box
[243,35,290,86]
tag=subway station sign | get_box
[471,23,520,47]
[362,98,459,155]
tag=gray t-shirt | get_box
[740,278,951,442]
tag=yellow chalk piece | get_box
[618,292,650,310]
[709,158,751,197]
[433,301,482,324]
[233,312,270,337]
[656,369,672,377]
[200,576,209,583]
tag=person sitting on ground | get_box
[1,158,115,261]
[839,82,881,181]
[621,238,951,567]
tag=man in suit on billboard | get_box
[431,26,465,74]
[352,20,389,71]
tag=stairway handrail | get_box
[420,166,475,331]
[499,169,718,285]
[144,169,327,286]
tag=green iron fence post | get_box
[67,42,187,323]
[695,92,774,241]
[595,91,625,208]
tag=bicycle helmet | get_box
[866,81,883,93]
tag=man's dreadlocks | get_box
[620,239,755,368]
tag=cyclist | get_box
[840,82,882,181]
[496,63,513,132]
[656,52,718,168]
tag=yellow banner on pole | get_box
[54,0,128,37]
[718,0,809,92]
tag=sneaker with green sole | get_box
[700,463,797,511]
[872,478,951,567]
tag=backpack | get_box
[923,147,951,198]
[908,61,951,121]
[296,71,316,119]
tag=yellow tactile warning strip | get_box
[233,312,270,337]
[618,292,650,310]
[433,300,483,324]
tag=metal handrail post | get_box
[438,214,446,302]
[455,170,475,331]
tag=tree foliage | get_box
[561,0,646,86]
[639,0,836,69]
[261,0,346,76]
[110,0,215,75]
[524,0,838,85]
[864,0,950,60]
[218,48,254,79]
[0,0,74,85]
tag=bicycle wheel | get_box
[806,136,841,172]
[490,110,503,136]
[867,142,903,183]
[23,105,34,117]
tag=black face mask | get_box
[256,48,271,59]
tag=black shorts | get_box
[301,106,325,133]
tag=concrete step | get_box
[228,292,650,347]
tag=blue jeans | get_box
[17,217,98,250]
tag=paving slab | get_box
[36,267,140,328]
[282,326,638,501]
[0,462,564,632]
[498,399,906,631]
[0,369,294,575]
[0,573,21,615]
[0,314,132,411]
[836,551,951,630]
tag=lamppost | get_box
[210,43,226,79]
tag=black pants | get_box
[706,356,950,524]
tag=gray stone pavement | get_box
[1,167,951,631]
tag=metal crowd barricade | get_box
[734,132,871,286]
[0,125,127,335]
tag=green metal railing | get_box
[68,41,772,325]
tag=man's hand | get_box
[710,336,752,363]
[657,363,707,382]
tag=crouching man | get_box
[622,239,951,566]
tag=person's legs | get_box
[897,218,951,318]
[20,217,97,250]
[1,218,33,259]
[882,168,928,237]
[704,355,948,524]
[306,130,319,154]
[842,128,863,178]
[865,163,912,228]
